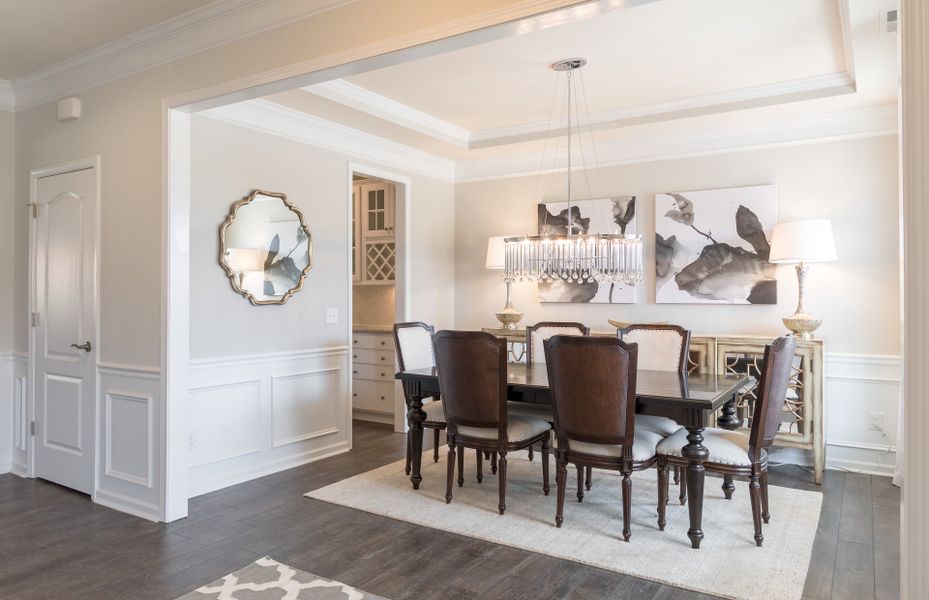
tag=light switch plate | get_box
[326,308,338,324]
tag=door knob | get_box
[70,341,92,352]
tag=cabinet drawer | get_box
[352,333,394,350]
[352,379,394,413]
[352,348,394,366]
[352,363,393,382]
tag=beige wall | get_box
[353,285,395,328]
[0,110,12,354]
[9,0,559,364]
[454,135,900,355]
[189,114,450,358]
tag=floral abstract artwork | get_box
[655,185,777,304]
[537,196,637,303]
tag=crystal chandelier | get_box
[504,58,644,286]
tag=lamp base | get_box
[782,312,821,339]
[495,306,523,330]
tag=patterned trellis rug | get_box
[177,557,387,599]
[306,451,822,600]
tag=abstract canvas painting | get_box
[537,196,637,304]
[655,185,777,304]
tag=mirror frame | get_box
[218,189,314,306]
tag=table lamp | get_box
[768,219,837,338]
[486,235,523,329]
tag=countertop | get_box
[352,324,393,335]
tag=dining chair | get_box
[434,330,553,515]
[655,335,796,546]
[526,321,590,365]
[393,322,448,473]
[544,335,662,542]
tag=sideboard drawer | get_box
[352,348,394,366]
[353,380,394,413]
[352,333,395,351]
[352,363,393,382]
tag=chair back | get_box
[433,331,507,435]
[618,324,691,374]
[748,335,797,461]
[526,321,590,365]
[543,335,638,451]
[393,322,435,372]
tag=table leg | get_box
[717,396,739,499]
[406,395,427,490]
[682,425,709,549]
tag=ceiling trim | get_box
[0,80,13,111]
[304,79,472,147]
[836,0,856,82]
[203,99,456,182]
[455,104,898,182]
[9,0,361,111]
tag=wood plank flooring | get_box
[0,421,898,599]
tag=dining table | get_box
[396,363,750,549]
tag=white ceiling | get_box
[0,0,215,80]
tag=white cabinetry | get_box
[353,181,395,284]
[352,331,395,423]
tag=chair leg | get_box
[722,474,735,500]
[476,449,484,483]
[541,437,551,496]
[498,452,508,515]
[678,468,687,505]
[750,472,764,546]
[657,460,669,531]
[761,470,770,524]
[457,444,465,487]
[673,465,680,485]
[576,464,585,503]
[491,451,498,474]
[528,445,534,462]
[433,429,441,463]
[555,454,567,527]
[405,431,412,475]
[585,465,593,491]
[445,440,456,504]
[621,467,632,542]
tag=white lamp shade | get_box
[768,219,837,264]
[485,236,509,269]
[226,247,268,271]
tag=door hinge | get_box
[30,203,37,218]
[30,421,36,436]
[31,312,39,327]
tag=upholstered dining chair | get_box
[544,335,662,542]
[393,322,447,472]
[655,335,797,546]
[525,321,590,365]
[433,330,553,515]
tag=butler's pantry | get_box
[351,173,399,426]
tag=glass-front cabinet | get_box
[352,179,396,284]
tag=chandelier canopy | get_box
[503,58,644,286]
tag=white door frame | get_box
[27,156,102,484]
[347,163,413,433]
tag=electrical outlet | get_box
[869,411,884,432]
[326,307,338,324]
[188,430,198,450]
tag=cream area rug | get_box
[177,557,387,599]
[306,451,822,600]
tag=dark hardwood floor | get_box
[0,421,898,599]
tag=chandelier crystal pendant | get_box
[503,58,644,286]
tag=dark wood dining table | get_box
[396,363,750,549]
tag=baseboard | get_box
[9,462,26,478]
[188,440,351,498]
[352,409,394,425]
[93,488,161,522]
[768,442,896,478]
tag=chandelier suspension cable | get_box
[578,66,604,200]
[573,65,595,208]
[532,74,562,206]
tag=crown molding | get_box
[10,0,360,111]
[455,103,898,182]
[0,80,13,111]
[203,99,456,182]
[304,79,471,147]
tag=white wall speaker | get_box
[57,97,82,121]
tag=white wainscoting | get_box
[187,346,351,498]
[94,363,163,522]
[1,352,29,475]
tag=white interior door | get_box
[32,166,98,495]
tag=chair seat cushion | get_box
[566,428,663,462]
[507,402,553,422]
[656,427,766,467]
[635,414,682,437]
[456,415,552,443]
[423,400,445,424]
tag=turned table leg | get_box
[405,392,427,490]
[682,425,709,549]
[717,396,740,500]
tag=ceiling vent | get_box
[880,8,898,35]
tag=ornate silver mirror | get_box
[219,190,313,305]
